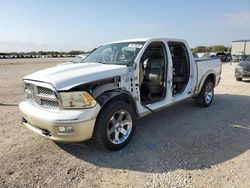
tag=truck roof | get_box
[107,38,186,44]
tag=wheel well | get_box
[206,73,216,85]
[96,91,139,117]
[195,73,216,96]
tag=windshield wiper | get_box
[95,61,131,66]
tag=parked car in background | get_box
[226,53,232,62]
[216,52,227,62]
[232,55,237,62]
[57,54,88,66]
[71,54,88,63]
[192,52,199,60]
[232,52,247,62]
[201,52,212,59]
[235,55,250,81]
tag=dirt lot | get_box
[0,58,250,188]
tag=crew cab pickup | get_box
[19,38,221,150]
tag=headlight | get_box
[59,91,97,109]
[236,65,243,71]
[236,65,242,68]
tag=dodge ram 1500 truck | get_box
[19,38,221,150]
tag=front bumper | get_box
[235,68,250,78]
[19,101,101,142]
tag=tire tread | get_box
[94,100,136,150]
[194,78,214,107]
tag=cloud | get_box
[224,11,250,27]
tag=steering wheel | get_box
[103,55,111,63]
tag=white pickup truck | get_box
[19,38,221,150]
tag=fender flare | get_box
[195,70,216,95]
[95,89,139,117]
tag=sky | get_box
[0,0,250,52]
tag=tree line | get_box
[192,45,230,53]
[0,45,230,59]
[0,50,95,59]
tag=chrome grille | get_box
[40,99,59,108]
[37,86,54,96]
[244,67,250,72]
[24,82,59,109]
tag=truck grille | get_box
[244,67,250,72]
[37,86,54,96]
[24,82,60,109]
[40,99,59,108]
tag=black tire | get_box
[236,78,242,81]
[194,79,214,107]
[94,100,136,150]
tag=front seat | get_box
[144,52,164,94]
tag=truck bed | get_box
[195,57,221,94]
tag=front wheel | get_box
[194,79,214,107]
[236,78,242,81]
[94,101,136,150]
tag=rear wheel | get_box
[236,78,242,81]
[94,101,136,150]
[195,79,214,107]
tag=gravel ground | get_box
[0,59,250,188]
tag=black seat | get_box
[172,46,187,83]
[144,49,164,94]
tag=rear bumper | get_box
[19,101,101,142]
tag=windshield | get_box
[83,42,145,65]
[71,56,85,64]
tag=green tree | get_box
[192,46,207,53]
[192,45,228,53]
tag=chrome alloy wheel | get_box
[204,82,213,104]
[106,110,133,145]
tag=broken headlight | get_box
[59,91,96,109]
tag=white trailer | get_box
[231,40,250,55]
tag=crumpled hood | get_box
[24,63,128,90]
